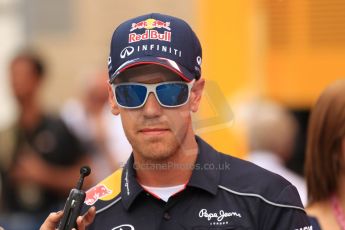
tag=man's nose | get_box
[142,92,162,117]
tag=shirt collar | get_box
[121,155,144,210]
[120,136,221,210]
[187,136,220,195]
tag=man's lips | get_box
[139,128,170,135]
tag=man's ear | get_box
[107,84,120,115]
[190,78,205,113]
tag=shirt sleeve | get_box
[259,184,312,229]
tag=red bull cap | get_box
[108,13,202,83]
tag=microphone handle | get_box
[57,189,86,230]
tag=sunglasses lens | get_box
[115,84,147,108]
[156,83,189,107]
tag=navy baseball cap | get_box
[108,13,202,83]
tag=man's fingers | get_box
[84,206,96,224]
[76,206,96,230]
[40,211,63,230]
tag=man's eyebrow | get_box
[114,74,131,83]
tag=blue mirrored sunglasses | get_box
[112,80,195,109]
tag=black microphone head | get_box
[80,166,91,177]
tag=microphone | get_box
[57,166,91,230]
[76,166,91,189]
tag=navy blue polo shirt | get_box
[83,136,311,229]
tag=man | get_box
[41,13,311,229]
[61,71,132,181]
[0,51,92,230]
[245,100,307,205]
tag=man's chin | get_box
[141,148,173,161]
[131,135,179,160]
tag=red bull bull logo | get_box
[130,18,171,32]
[129,18,172,43]
[85,184,112,205]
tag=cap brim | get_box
[109,57,194,83]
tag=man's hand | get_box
[40,211,63,230]
[40,206,96,230]
[75,206,96,230]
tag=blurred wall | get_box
[195,1,259,156]
[0,0,24,129]
[262,0,345,108]
[195,0,345,158]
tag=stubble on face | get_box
[115,65,194,164]
[123,107,192,164]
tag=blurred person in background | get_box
[246,100,307,205]
[305,79,345,230]
[0,51,93,230]
[60,70,131,181]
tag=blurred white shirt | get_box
[61,99,132,180]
